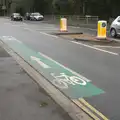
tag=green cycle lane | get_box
[0,36,104,99]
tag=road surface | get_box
[0,18,120,120]
[0,44,72,120]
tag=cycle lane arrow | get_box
[31,56,51,69]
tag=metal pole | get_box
[83,2,85,15]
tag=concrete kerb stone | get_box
[52,32,83,36]
[111,38,120,42]
[74,37,114,43]
[54,32,116,44]
[54,31,117,44]
[0,40,94,120]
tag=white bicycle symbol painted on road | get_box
[51,73,87,89]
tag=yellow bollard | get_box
[97,21,107,39]
[60,18,67,32]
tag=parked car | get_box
[30,13,44,21]
[110,16,120,37]
[11,13,23,21]
[24,12,31,20]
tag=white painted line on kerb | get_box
[39,31,58,38]
[72,41,119,56]
[38,52,91,82]
[93,45,120,48]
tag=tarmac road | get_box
[0,44,72,120]
[0,18,120,119]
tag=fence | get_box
[44,15,99,29]
[54,15,98,24]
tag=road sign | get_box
[1,36,104,99]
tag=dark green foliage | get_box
[9,0,120,18]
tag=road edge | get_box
[0,40,94,120]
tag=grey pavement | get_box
[0,18,120,119]
[0,45,72,120]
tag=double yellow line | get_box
[73,98,109,120]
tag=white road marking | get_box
[4,22,58,38]
[31,56,51,69]
[23,28,34,31]
[11,25,21,27]
[23,23,27,26]
[1,36,22,43]
[93,45,120,48]
[4,22,27,27]
[71,41,119,56]
[69,26,109,33]
[38,52,91,82]
[23,27,58,38]
[69,26,97,31]
[39,31,58,38]
[36,29,58,31]
[69,26,81,29]
[4,23,11,25]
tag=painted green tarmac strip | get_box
[1,38,104,99]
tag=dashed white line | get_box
[69,26,109,33]
[39,32,58,38]
[4,23,11,25]
[71,41,119,56]
[69,26,97,31]
[36,29,58,31]
[23,27,58,38]
[38,52,91,82]
[93,45,120,48]
[23,23,28,26]
[1,36,22,43]
[5,23,58,38]
[23,28,33,31]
